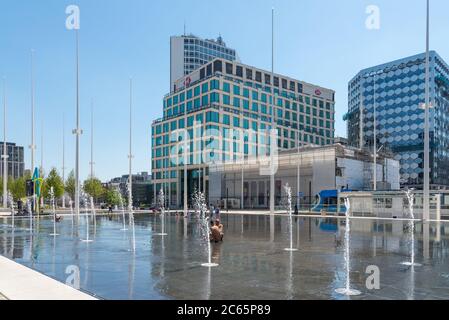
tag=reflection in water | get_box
[1,214,449,300]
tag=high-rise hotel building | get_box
[152,57,335,207]
[346,52,449,189]
[170,34,239,92]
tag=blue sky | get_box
[1,0,448,182]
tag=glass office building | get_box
[152,58,335,207]
[170,34,239,92]
[0,142,25,179]
[346,51,449,189]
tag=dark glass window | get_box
[265,74,271,85]
[200,67,205,80]
[255,71,262,82]
[246,69,253,80]
[226,63,233,75]
[282,78,288,89]
[236,66,243,77]
[274,77,279,87]
[289,81,296,91]
[297,83,303,93]
[206,63,212,76]
[213,60,222,73]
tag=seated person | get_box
[210,220,224,243]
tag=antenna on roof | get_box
[183,21,186,36]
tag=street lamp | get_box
[423,0,431,221]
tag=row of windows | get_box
[197,60,306,95]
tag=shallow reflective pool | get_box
[1,213,449,300]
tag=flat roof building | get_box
[0,142,25,180]
[152,57,336,208]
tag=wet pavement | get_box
[0,213,448,300]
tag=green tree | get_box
[42,168,64,200]
[9,176,26,201]
[83,177,104,203]
[65,170,76,200]
[105,188,120,206]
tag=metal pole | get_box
[2,77,8,208]
[62,114,66,208]
[30,50,36,212]
[423,0,430,221]
[128,78,133,210]
[90,99,94,179]
[269,7,276,214]
[373,73,377,191]
[297,132,301,207]
[74,29,81,217]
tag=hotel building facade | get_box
[346,52,449,189]
[152,58,336,208]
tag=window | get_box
[223,94,230,105]
[223,114,230,125]
[226,63,233,75]
[206,111,220,123]
[187,116,194,127]
[194,98,200,108]
[210,79,219,90]
[187,89,192,100]
[200,67,205,80]
[202,95,208,106]
[243,100,249,110]
[194,86,200,97]
[243,88,249,98]
[233,85,240,96]
[252,102,259,112]
[206,63,212,76]
[223,82,230,93]
[233,117,240,127]
[236,66,243,77]
[255,71,262,82]
[178,118,185,129]
[233,97,240,108]
[252,91,258,101]
[289,81,295,91]
[210,92,219,103]
[282,78,288,89]
[214,60,222,73]
[274,77,279,87]
[246,69,253,80]
[265,74,271,85]
[202,83,209,94]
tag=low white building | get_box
[208,144,400,209]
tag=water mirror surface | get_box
[0,214,448,300]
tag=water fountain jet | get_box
[401,189,421,267]
[283,184,298,252]
[154,189,168,236]
[193,189,218,268]
[49,187,59,236]
[335,197,361,296]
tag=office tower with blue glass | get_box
[152,57,335,207]
[170,34,239,92]
[346,51,449,189]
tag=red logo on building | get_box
[315,89,322,96]
[184,77,191,87]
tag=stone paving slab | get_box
[0,256,97,300]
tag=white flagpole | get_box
[2,77,8,208]
[423,0,430,221]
